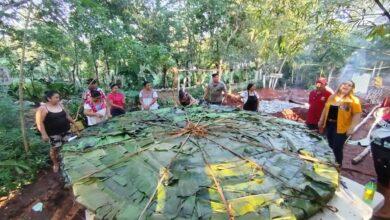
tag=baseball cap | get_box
[316,77,327,85]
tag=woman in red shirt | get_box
[108,83,126,116]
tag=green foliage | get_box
[1,0,388,91]
[0,96,49,196]
[46,81,79,99]
[8,80,80,103]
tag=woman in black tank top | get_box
[36,91,74,172]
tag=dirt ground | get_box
[0,88,386,219]
[0,169,84,220]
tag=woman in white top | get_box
[240,83,260,112]
[84,90,111,126]
[139,81,159,110]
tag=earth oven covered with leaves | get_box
[61,106,339,219]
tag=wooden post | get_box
[18,1,33,153]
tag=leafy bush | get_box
[8,80,46,104]
[8,79,80,104]
[46,81,78,99]
[0,95,49,196]
[124,90,141,109]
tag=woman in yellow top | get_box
[318,80,362,166]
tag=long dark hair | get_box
[43,90,59,102]
[246,83,259,106]
[90,89,101,98]
[179,89,190,106]
[247,83,255,93]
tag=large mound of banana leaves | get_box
[61,106,339,220]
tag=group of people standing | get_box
[306,78,362,166]
[35,75,387,176]
[35,78,158,172]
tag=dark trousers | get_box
[209,101,222,105]
[371,137,390,186]
[326,122,347,165]
[306,124,318,130]
[111,108,125,117]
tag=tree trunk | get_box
[18,1,33,153]
[104,53,110,84]
[162,67,168,88]
[71,62,76,84]
[327,65,335,86]
[217,59,223,75]
[94,60,99,81]
[278,57,287,74]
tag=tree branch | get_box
[373,0,390,21]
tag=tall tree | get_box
[18,1,33,153]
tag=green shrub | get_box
[0,95,49,196]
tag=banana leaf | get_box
[61,106,339,219]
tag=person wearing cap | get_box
[204,73,227,105]
[306,77,333,130]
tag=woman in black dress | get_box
[241,83,260,112]
[36,91,74,172]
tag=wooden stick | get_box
[193,139,235,220]
[137,133,192,220]
[351,104,381,134]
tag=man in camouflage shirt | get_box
[204,73,227,105]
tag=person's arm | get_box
[108,97,124,109]
[318,105,328,129]
[148,91,158,107]
[203,86,209,101]
[347,99,363,135]
[139,91,147,109]
[222,84,228,103]
[347,113,362,135]
[104,100,112,118]
[36,106,49,141]
[83,104,103,118]
[240,91,245,102]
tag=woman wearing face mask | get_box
[36,90,74,172]
[318,80,362,166]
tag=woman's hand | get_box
[96,113,104,118]
[346,127,354,136]
[42,134,50,142]
[318,120,324,128]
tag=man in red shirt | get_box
[306,77,333,130]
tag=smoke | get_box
[334,40,390,96]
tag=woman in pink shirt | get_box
[108,83,126,116]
